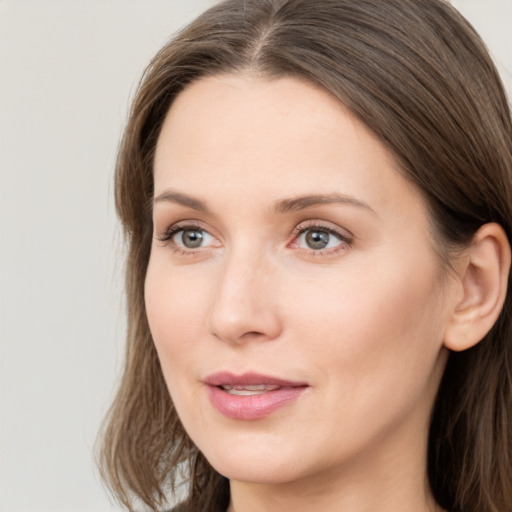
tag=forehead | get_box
[153,73,426,225]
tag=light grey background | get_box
[0,1,510,511]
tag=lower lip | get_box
[207,385,307,420]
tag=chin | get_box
[206,454,302,485]
[192,427,323,486]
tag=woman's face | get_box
[146,74,453,486]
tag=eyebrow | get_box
[153,191,209,212]
[274,194,376,215]
[153,190,375,215]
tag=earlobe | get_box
[444,223,511,352]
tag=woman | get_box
[98,1,512,511]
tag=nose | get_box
[207,249,283,345]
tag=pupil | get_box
[182,229,203,248]
[306,230,329,250]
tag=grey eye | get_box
[296,228,344,251]
[180,229,205,248]
[305,230,331,250]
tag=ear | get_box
[444,223,511,352]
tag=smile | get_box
[204,372,309,420]
[220,384,281,395]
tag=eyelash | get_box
[288,223,353,258]
[155,221,353,256]
[156,222,212,256]
[157,223,199,243]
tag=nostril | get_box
[243,331,265,339]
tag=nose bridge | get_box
[208,242,282,344]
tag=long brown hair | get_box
[98,1,512,511]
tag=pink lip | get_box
[204,372,309,421]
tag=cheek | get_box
[144,261,212,369]
[283,253,446,385]
[145,240,446,392]
[277,257,447,453]
[146,249,445,366]
[144,263,214,427]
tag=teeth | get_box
[221,384,281,395]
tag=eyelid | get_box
[292,219,353,239]
[154,218,353,256]
[289,220,354,254]
[155,220,221,251]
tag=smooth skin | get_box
[145,74,510,512]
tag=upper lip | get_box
[204,371,308,388]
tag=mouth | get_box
[204,372,309,420]
[218,384,282,396]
